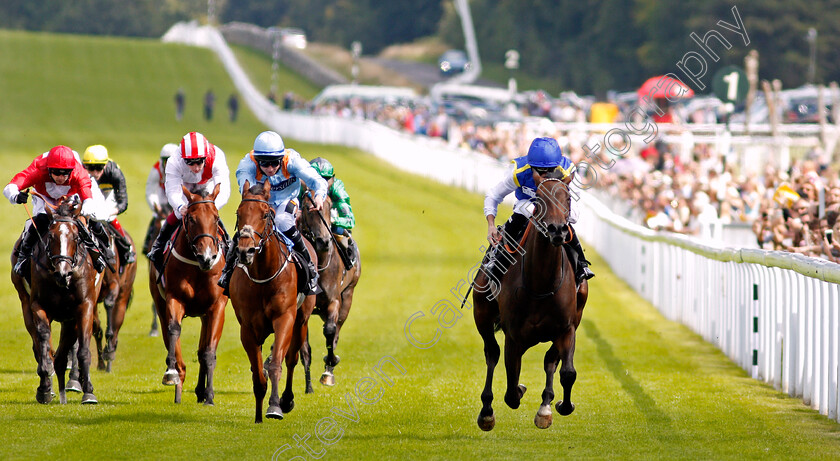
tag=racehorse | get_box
[90,225,137,372]
[298,188,361,388]
[10,195,102,404]
[144,204,170,337]
[150,184,227,405]
[472,169,588,430]
[229,180,316,423]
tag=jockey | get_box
[484,136,594,284]
[146,132,231,273]
[82,144,136,265]
[217,130,327,296]
[143,143,178,254]
[309,157,358,267]
[4,145,107,276]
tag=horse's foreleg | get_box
[77,300,98,404]
[280,306,309,413]
[66,340,82,393]
[149,303,160,337]
[503,336,526,410]
[556,328,577,416]
[266,309,296,420]
[53,322,77,404]
[163,298,186,403]
[474,292,500,431]
[301,324,313,394]
[320,299,341,386]
[240,326,266,423]
[196,303,225,406]
[535,342,562,428]
[31,303,54,404]
[92,307,106,371]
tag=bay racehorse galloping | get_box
[144,204,170,337]
[151,184,227,404]
[472,169,588,430]
[10,195,102,404]
[299,189,361,388]
[230,180,316,423]
[91,225,137,372]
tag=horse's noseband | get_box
[184,200,222,256]
[237,197,276,254]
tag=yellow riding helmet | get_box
[82,145,109,165]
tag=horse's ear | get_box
[261,179,271,197]
[242,179,251,196]
[182,185,194,202]
[44,202,54,219]
[210,183,221,200]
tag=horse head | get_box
[43,195,84,288]
[236,180,274,266]
[181,184,222,271]
[299,186,332,253]
[533,169,572,247]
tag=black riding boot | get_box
[484,213,529,283]
[77,222,107,273]
[147,220,177,274]
[89,220,117,267]
[217,232,239,296]
[282,226,320,295]
[567,226,594,284]
[13,219,45,277]
[345,235,357,268]
[110,225,136,265]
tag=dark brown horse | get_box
[145,204,170,337]
[150,184,227,404]
[299,190,361,388]
[90,225,137,372]
[10,195,102,404]
[229,180,316,423]
[472,170,588,430]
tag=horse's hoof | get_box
[162,369,180,386]
[97,361,107,371]
[534,406,553,429]
[305,386,314,395]
[59,390,67,405]
[66,379,83,393]
[517,384,527,398]
[149,329,159,337]
[36,389,53,404]
[280,398,294,414]
[555,400,575,416]
[504,384,526,409]
[320,372,335,387]
[477,413,496,431]
[82,393,98,404]
[106,361,112,373]
[266,405,284,420]
[203,399,214,407]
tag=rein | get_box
[235,197,291,284]
[179,199,223,263]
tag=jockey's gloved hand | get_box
[14,190,28,204]
[80,198,96,217]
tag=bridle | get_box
[533,177,573,244]
[299,193,335,271]
[237,197,277,254]
[182,199,222,256]
[35,216,84,273]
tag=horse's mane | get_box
[247,183,265,195]
[55,197,80,218]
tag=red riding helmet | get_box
[46,145,76,169]
[180,132,212,159]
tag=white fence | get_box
[577,193,840,422]
[164,22,840,423]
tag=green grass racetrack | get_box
[0,30,839,460]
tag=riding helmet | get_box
[160,143,180,160]
[180,132,212,159]
[527,137,564,168]
[82,145,109,165]
[46,145,77,170]
[310,157,334,179]
[253,131,285,162]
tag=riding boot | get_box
[567,226,594,284]
[77,222,106,273]
[13,223,41,277]
[344,235,358,268]
[217,232,239,297]
[89,220,117,267]
[282,226,321,295]
[147,220,177,274]
[484,213,529,283]
[109,223,136,265]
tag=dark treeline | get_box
[2,0,840,95]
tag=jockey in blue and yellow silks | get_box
[216,130,328,296]
[483,136,594,284]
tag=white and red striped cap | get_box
[180,132,212,159]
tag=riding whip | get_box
[305,192,353,270]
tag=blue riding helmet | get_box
[253,131,285,162]
[527,137,564,168]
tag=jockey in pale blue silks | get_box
[217,130,328,296]
[483,136,594,285]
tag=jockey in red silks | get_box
[4,145,108,276]
[145,132,231,273]
[483,136,594,285]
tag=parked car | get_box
[279,28,307,49]
[785,97,833,124]
[438,49,470,76]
